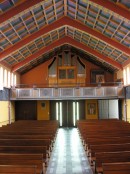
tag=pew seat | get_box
[0,153,44,174]
[0,165,37,174]
[95,151,130,173]
[103,162,130,174]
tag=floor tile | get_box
[46,128,93,174]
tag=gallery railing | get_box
[10,83,124,100]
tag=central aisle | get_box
[46,128,93,174]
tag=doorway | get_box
[50,100,85,127]
[98,99,119,119]
[15,101,37,120]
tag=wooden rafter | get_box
[12,36,122,72]
[0,16,129,62]
[91,0,130,20]
[0,0,44,24]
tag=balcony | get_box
[10,82,124,100]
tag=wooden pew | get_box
[79,129,130,144]
[86,137,130,151]
[0,134,56,148]
[0,165,37,174]
[0,121,58,136]
[1,121,58,130]
[0,134,53,140]
[77,121,130,151]
[81,135,130,150]
[90,143,130,162]
[77,120,130,132]
[0,146,48,164]
[77,120,129,133]
[0,130,57,139]
[95,151,130,173]
[0,139,51,150]
[80,129,130,136]
[0,120,58,146]
[102,162,130,174]
[0,153,44,174]
[0,120,59,173]
[77,120,130,173]
[0,139,53,158]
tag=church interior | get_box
[0,0,130,173]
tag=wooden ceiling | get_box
[0,0,130,74]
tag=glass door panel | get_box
[50,100,85,127]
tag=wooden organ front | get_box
[48,50,86,87]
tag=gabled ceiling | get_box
[0,0,130,74]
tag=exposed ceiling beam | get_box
[12,37,68,72]
[0,17,65,61]
[91,0,130,20]
[0,62,11,69]
[64,17,130,55]
[0,16,129,62]
[123,58,130,67]
[0,0,44,24]
[1,0,129,25]
[67,36,122,70]
[12,36,122,72]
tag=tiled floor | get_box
[46,128,93,174]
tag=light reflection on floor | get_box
[46,128,93,174]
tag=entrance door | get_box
[98,99,119,119]
[15,101,37,120]
[50,100,85,127]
